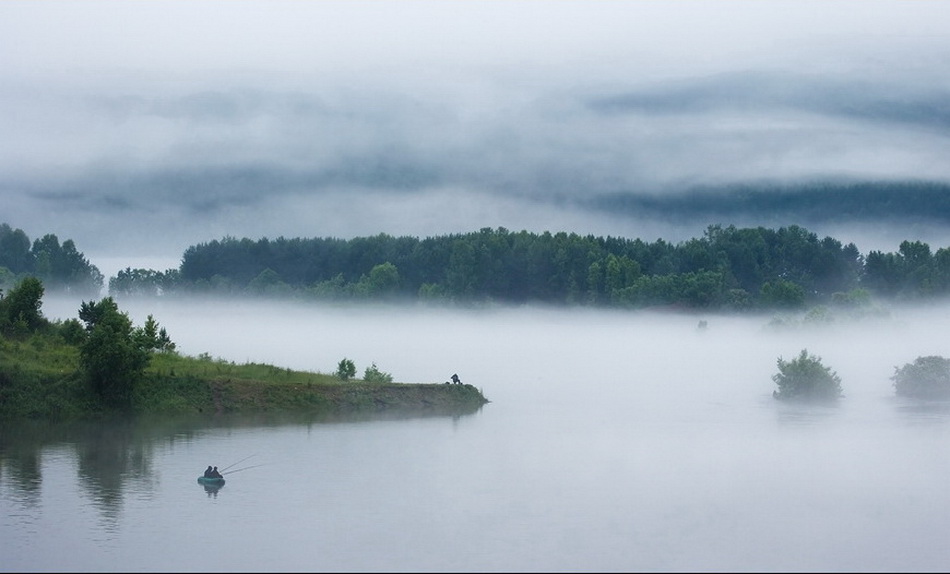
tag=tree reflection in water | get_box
[0,408,481,520]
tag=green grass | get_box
[0,330,489,420]
[0,332,95,418]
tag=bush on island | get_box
[772,348,843,402]
[892,356,950,400]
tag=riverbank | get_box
[153,375,489,417]
[0,333,489,420]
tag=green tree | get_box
[678,270,726,308]
[246,268,292,297]
[308,273,348,299]
[0,224,34,273]
[586,260,603,304]
[760,279,805,309]
[59,317,87,345]
[109,267,176,297]
[724,288,754,310]
[0,276,45,333]
[363,262,400,297]
[135,314,176,353]
[335,358,356,381]
[78,298,151,408]
[31,234,103,295]
[892,356,950,400]
[445,241,479,298]
[772,349,842,402]
[932,247,950,294]
[417,282,447,301]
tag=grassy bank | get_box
[0,332,489,420]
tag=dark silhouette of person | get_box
[210,466,223,479]
[204,465,214,478]
[451,373,461,384]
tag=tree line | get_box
[111,224,950,310]
[0,223,103,297]
[5,221,950,310]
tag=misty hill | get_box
[582,180,950,225]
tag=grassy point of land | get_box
[0,332,489,420]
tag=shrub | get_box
[363,362,393,383]
[0,276,46,333]
[892,356,950,400]
[772,348,842,402]
[58,318,86,345]
[335,358,356,381]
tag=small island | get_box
[0,277,489,420]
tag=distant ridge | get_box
[584,180,950,224]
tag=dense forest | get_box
[163,224,868,310]
[116,224,950,310]
[3,220,950,312]
[0,223,103,297]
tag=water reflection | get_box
[892,397,950,426]
[0,407,482,516]
[200,482,224,498]
[0,426,43,507]
[771,398,843,427]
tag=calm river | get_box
[3,297,950,572]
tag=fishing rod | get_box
[222,463,266,476]
[220,454,256,473]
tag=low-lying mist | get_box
[41,295,950,411]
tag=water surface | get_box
[4,299,950,571]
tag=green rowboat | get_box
[197,476,225,487]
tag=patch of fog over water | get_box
[36,295,950,571]
[41,295,950,404]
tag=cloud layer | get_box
[3,1,950,268]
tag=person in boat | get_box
[451,373,462,384]
[210,466,223,479]
[203,465,214,478]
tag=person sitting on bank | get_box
[451,373,462,384]
[204,465,214,478]
[210,466,223,479]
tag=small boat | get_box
[197,476,226,487]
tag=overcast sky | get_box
[3,1,950,274]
